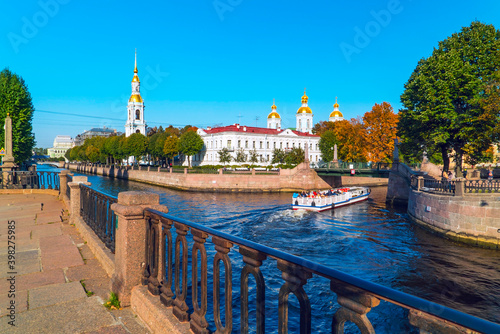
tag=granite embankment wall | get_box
[67,163,387,192]
[408,189,500,249]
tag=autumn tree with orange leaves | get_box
[363,102,399,163]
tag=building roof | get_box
[201,124,319,137]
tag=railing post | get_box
[59,170,69,201]
[417,176,424,191]
[455,178,465,196]
[330,278,380,334]
[68,176,91,217]
[110,191,168,306]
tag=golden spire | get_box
[134,49,138,73]
[272,98,277,110]
[132,49,140,82]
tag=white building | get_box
[193,92,321,166]
[125,50,146,137]
[47,135,74,158]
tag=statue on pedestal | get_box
[2,113,17,171]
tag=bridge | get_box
[37,161,65,168]
[314,162,395,178]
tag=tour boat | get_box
[292,187,370,212]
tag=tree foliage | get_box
[0,68,36,163]
[285,147,305,165]
[122,133,149,163]
[318,130,339,162]
[248,149,258,163]
[235,148,247,163]
[398,21,500,174]
[163,134,179,165]
[363,102,398,163]
[179,130,204,167]
[218,147,232,165]
[271,148,286,164]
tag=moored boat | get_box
[292,187,370,211]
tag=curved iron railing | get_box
[79,184,117,253]
[143,208,500,334]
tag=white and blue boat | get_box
[292,187,370,212]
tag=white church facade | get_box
[191,90,345,166]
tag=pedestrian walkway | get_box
[0,193,150,333]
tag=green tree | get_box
[234,148,247,163]
[285,147,305,165]
[178,130,204,167]
[248,149,258,163]
[163,134,179,166]
[399,21,500,175]
[319,130,339,162]
[218,147,232,165]
[0,68,36,164]
[123,133,149,163]
[271,148,286,164]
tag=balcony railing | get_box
[80,184,117,253]
[142,208,499,334]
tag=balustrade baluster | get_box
[159,219,174,307]
[330,278,379,334]
[239,245,267,334]
[213,236,234,334]
[277,259,312,334]
[147,216,161,295]
[173,222,190,322]
[190,228,209,334]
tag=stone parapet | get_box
[408,189,500,249]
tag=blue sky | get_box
[2,0,500,147]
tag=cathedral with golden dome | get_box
[125,50,146,137]
[191,90,344,167]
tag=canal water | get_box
[43,166,500,332]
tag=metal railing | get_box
[80,184,117,253]
[143,209,499,334]
[423,178,455,194]
[465,179,500,193]
[0,171,60,190]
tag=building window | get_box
[292,143,295,148]
[136,109,140,120]
[253,141,255,148]
[307,119,310,129]
[227,140,231,148]
[280,142,282,149]
[245,140,248,148]
[310,143,312,150]
[238,140,241,148]
[260,141,263,149]
[299,119,302,129]
[299,143,301,148]
[267,142,269,149]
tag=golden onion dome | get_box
[301,89,308,104]
[268,111,280,119]
[333,102,339,108]
[297,106,312,114]
[129,94,143,103]
[272,104,277,110]
[132,74,140,82]
[330,110,343,118]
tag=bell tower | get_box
[125,49,146,137]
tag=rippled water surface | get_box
[52,166,500,332]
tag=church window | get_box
[136,130,140,134]
[299,119,302,129]
[307,119,310,129]
[136,110,140,120]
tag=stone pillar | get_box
[1,113,17,170]
[417,176,424,191]
[455,178,465,196]
[59,170,69,201]
[110,191,168,306]
[68,176,91,217]
[333,144,339,168]
[393,138,399,163]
